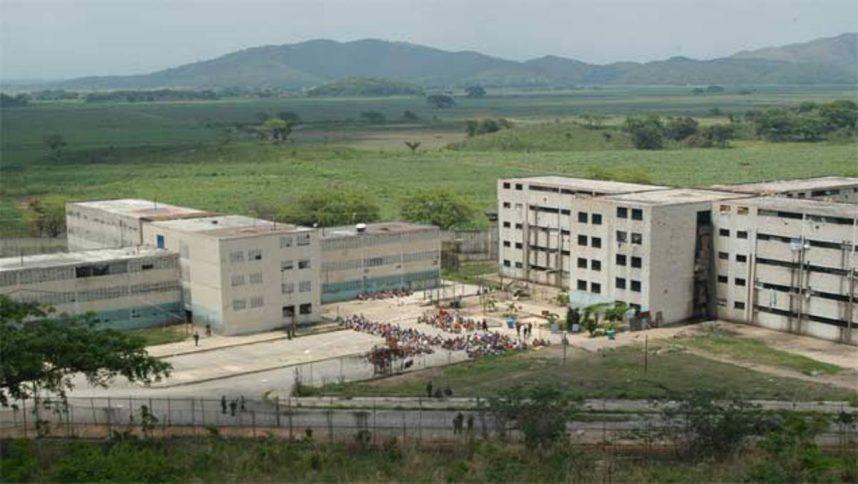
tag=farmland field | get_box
[1,86,855,234]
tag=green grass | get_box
[681,333,843,376]
[442,261,497,285]
[451,122,633,151]
[313,344,857,403]
[126,325,189,346]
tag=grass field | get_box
[126,324,189,346]
[1,86,855,234]
[308,343,857,403]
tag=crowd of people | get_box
[341,314,441,356]
[357,289,413,300]
[417,309,486,333]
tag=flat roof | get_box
[502,176,666,195]
[721,196,858,218]
[69,199,214,221]
[320,221,438,239]
[0,246,173,272]
[600,188,749,206]
[710,176,858,195]
[148,215,309,238]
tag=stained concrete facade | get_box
[319,222,441,303]
[567,189,747,325]
[142,216,320,335]
[710,176,858,203]
[66,199,213,251]
[497,176,667,287]
[0,247,181,330]
[712,197,857,345]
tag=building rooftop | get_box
[710,176,858,195]
[600,188,748,206]
[320,221,438,239]
[502,176,666,195]
[723,196,858,218]
[0,246,173,272]
[148,215,309,238]
[70,199,214,221]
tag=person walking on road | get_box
[205,324,212,337]
[193,331,200,347]
[453,412,464,435]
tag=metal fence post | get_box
[106,396,112,436]
[90,397,97,433]
[191,398,196,434]
[252,411,256,438]
[288,398,293,440]
[276,399,281,428]
[21,399,28,438]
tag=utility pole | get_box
[561,332,569,365]
[644,334,648,373]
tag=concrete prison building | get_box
[713,197,857,345]
[141,215,320,335]
[567,188,747,325]
[0,247,182,329]
[497,176,666,286]
[319,222,441,303]
[710,176,858,203]
[66,199,213,251]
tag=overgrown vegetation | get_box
[306,77,424,97]
[400,188,477,230]
[748,100,857,142]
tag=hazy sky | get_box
[1,0,855,80]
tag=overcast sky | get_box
[1,0,855,80]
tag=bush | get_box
[488,384,577,447]
[623,115,665,150]
[278,189,381,227]
[400,188,476,230]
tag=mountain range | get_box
[58,33,857,90]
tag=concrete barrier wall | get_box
[0,237,67,257]
[441,227,497,261]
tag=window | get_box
[250,296,264,308]
[503,222,511,228]
[631,257,642,268]
[230,275,245,287]
[735,278,746,286]
[577,258,587,268]
[249,273,263,284]
[615,277,626,289]
[296,233,311,246]
[592,213,602,225]
[514,262,523,268]
[578,212,588,223]
[248,249,263,261]
[631,208,643,221]
[616,254,627,266]
[631,233,643,245]
[719,229,730,237]
[591,260,601,271]
[630,280,641,292]
[734,301,746,310]
[232,299,246,311]
[737,207,749,215]
[515,183,523,190]
[230,250,245,263]
[281,282,294,294]
[281,260,294,271]
[298,259,311,269]
[280,236,293,248]
[718,252,729,260]
[577,235,588,246]
[737,231,748,239]
[503,260,511,267]
[719,205,731,214]
[503,182,511,189]
[717,275,728,283]
[616,231,628,243]
[590,282,601,294]
[736,254,747,263]
[515,223,523,229]
[515,242,523,249]
[560,209,571,215]
[591,237,602,248]
[156,235,165,249]
[299,281,312,292]
[141,263,154,271]
[577,280,587,291]
[503,241,511,247]
[502,202,511,208]
[617,207,628,218]
[299,303,313,315]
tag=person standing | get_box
[220,396,227,414]
[229,400,237,417]
[205,323,212,337]
[426,381,433,399]
[193,331,200,347]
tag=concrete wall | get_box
[441,228,497,261]
[0,237,67,257]
[66,203,144,251]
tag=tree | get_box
[43,134,66,158]
[400,188,475,230]
[464,85,486,98]
[277,189,381,227]
[402,110,419,121]
[623,115,664,150]
[404,141,421,153]
[465,118,512,137]
[23,197,65,237]
[0,296,171,406]
[579,113,608,129]
[426,94,455,109]
[697,124,735,148]
[360,111,386,123]
[664,116,699,141]
[277,111,302,124]
[488,384,576,446]
[260,118,291,143]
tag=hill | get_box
[306,77,424,97]
[55,35,858,90]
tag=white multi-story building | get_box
[66,199,212,251]
[142,215,320,335]
[319,222,441,303]
[712,196,857,344]
[710,176,858,203]
[0,247,181,330]
[497,176,666,286]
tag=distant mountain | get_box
[731,33,857,70]
[57,34,857,90]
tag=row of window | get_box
[232,295,315,312]
[574,278,643,294]
[281,281,313,294]
[718,229,749,239]
[718,252,748,263]
[717,275,746,286]
[281,259,312,271]
[616,207,644,221]
[320,230,437,250]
